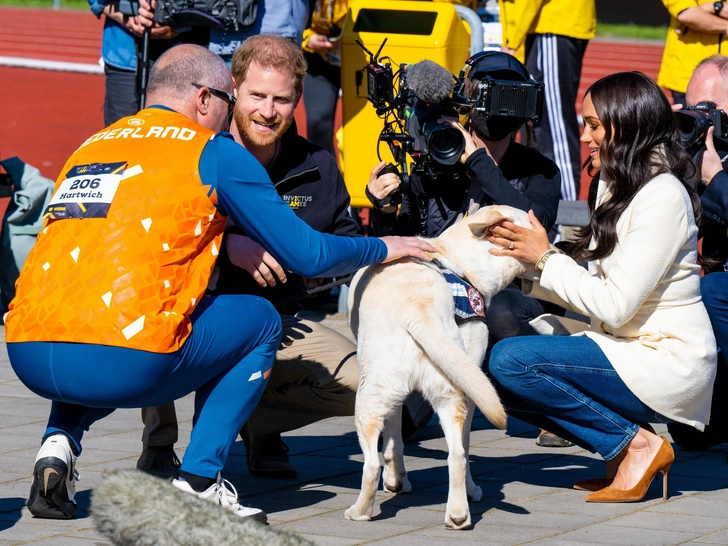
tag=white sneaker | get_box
[28,434,80,519]
[172,472,267,523]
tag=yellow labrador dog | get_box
[345,205,530,530]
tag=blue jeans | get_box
[8,294,282,478]
[489,335,655,460]
[701,272,728,358]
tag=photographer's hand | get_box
[307,33,335,53]
[439,117,478,163]
[131,0,178,39]
[701,126,724,186]
[227,233,287,288]
[368,161,400,213]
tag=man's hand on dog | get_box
[227,233,287,287]
[487,210,551,265]
[380,236,437,263]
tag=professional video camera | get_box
[675,101,728,159]
[358,41,544,206]
[119,0,257,30]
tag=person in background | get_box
[208,0,310,64]
[367,52,561,441]
[499,0,596,206]
[666,55,728,453]
[301,0,350,156]
[88,0,208,125]
[658,0,728,107]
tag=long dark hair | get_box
[570,72,701,262]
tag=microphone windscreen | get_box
[406,60,454,104]
[92,470,315,546]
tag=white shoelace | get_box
[215,476,243,510]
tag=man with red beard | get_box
[141,34,363,479]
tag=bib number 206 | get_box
[69,178,101,190]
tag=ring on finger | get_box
[508,242,515,250]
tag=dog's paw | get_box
[382,466,412,495]
[345,506,372,522]
[444,511,472,531]
[467,484,482,503]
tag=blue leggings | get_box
[8,295,282,478]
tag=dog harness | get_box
[432,259,486,325]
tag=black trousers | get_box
[525,33,588,201]
[103,64,139,126]
[302,52,340,157]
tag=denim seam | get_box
[526,363,638,456]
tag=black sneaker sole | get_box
[27,457,76,519]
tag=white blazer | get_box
[525,173,717,430]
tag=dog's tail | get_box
[407,317,507,429]
[92,470,315,546]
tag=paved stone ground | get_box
[1,309,728,545]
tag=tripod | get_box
[118,1,152,110]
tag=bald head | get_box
[687,55,728,111]
[147,44,233,105]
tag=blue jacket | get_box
[88,0,137,70]
[209,0,309,61]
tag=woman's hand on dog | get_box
[487,210,551,265]
[380,236,437,264]
[226,233,287,288]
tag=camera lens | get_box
[675,110,713,150]
[426,124,465,165]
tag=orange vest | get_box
[5,108,227,353]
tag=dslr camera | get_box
[358,42,544,191]
[675,101,728,158]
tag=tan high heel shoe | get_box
[574,423,657,492]
[584,437,674,503]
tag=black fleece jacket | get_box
[372,140,561,237]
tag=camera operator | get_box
[368,52,562,439]
[668,54,728,453]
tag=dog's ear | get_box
[468,209,510,238]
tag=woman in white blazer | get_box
[486,72,717,503]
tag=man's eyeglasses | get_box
[192,83,236,122]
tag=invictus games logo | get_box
[127,118,145,126]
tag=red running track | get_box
[0,6,666,202]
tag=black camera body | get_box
[676,101,728,158]
[365,60,394,112]
[466,77,543,122]
[119,0,258,30]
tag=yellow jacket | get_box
[658,0,728,93]
[499,0,596,62]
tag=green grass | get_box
[596,23,669,41]
[0,0,88,9]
